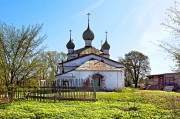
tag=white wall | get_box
[56,70,124,90]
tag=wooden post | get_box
[93,86,96,101]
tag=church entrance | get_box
[92,74,103,89]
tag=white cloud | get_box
[117,8,137,28]
[135,21,174,74]
[137,20,169,54]
[134,0,162,26]
[73,0,105,19]
[86,0,105,12]
[135,0,174,55]
[132,1,175,74]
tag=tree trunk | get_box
[134,82,138,88]
[8,88,14,103]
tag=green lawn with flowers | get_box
[0,88,180,119]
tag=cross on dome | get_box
[105,31,108,41]
[102,31,110,50]
[69,30,72,39]
[87,13,91,28]
[66,30,75,49]
[87,13,90,21]
[82,13,95,43]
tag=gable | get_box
[61,53,124,68]
[76,60,121,71]
[57,53,124,76]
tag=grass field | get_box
[0,88,180,119]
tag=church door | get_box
[94,77,100,87]
[92,74,103,88]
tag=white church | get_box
[56,14,125,90]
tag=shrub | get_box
[139,84,146,90]
[114,88,123,92]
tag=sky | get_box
[0,0,177,74]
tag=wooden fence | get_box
[0,79,96,102]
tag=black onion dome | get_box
[66,39,75,49]
[102,40,110,50]
[82,26,94,40]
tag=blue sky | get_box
[0,0,175,74]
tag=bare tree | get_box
[161,0,180,72]
[0,22,46,102]
[119,51,150,88]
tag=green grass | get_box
[0,88,180,119]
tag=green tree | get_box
[119,57,132,87]
[160,0,180,72]
[38,51,67,81]
[0,23,46,102]
[119,51,150,88]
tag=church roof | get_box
[59,53,123,67]
[75,46,102,55]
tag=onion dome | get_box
[82,25,94,40]
[82,13,95,40]
[66,39,75,49]
[102,31,110,50]
[66,30,75,49]
[102,40,110,50]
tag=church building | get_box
[56,14,125,90]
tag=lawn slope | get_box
[0,88,179,119]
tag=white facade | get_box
[56,70,124,90]
[56,55,125,90]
